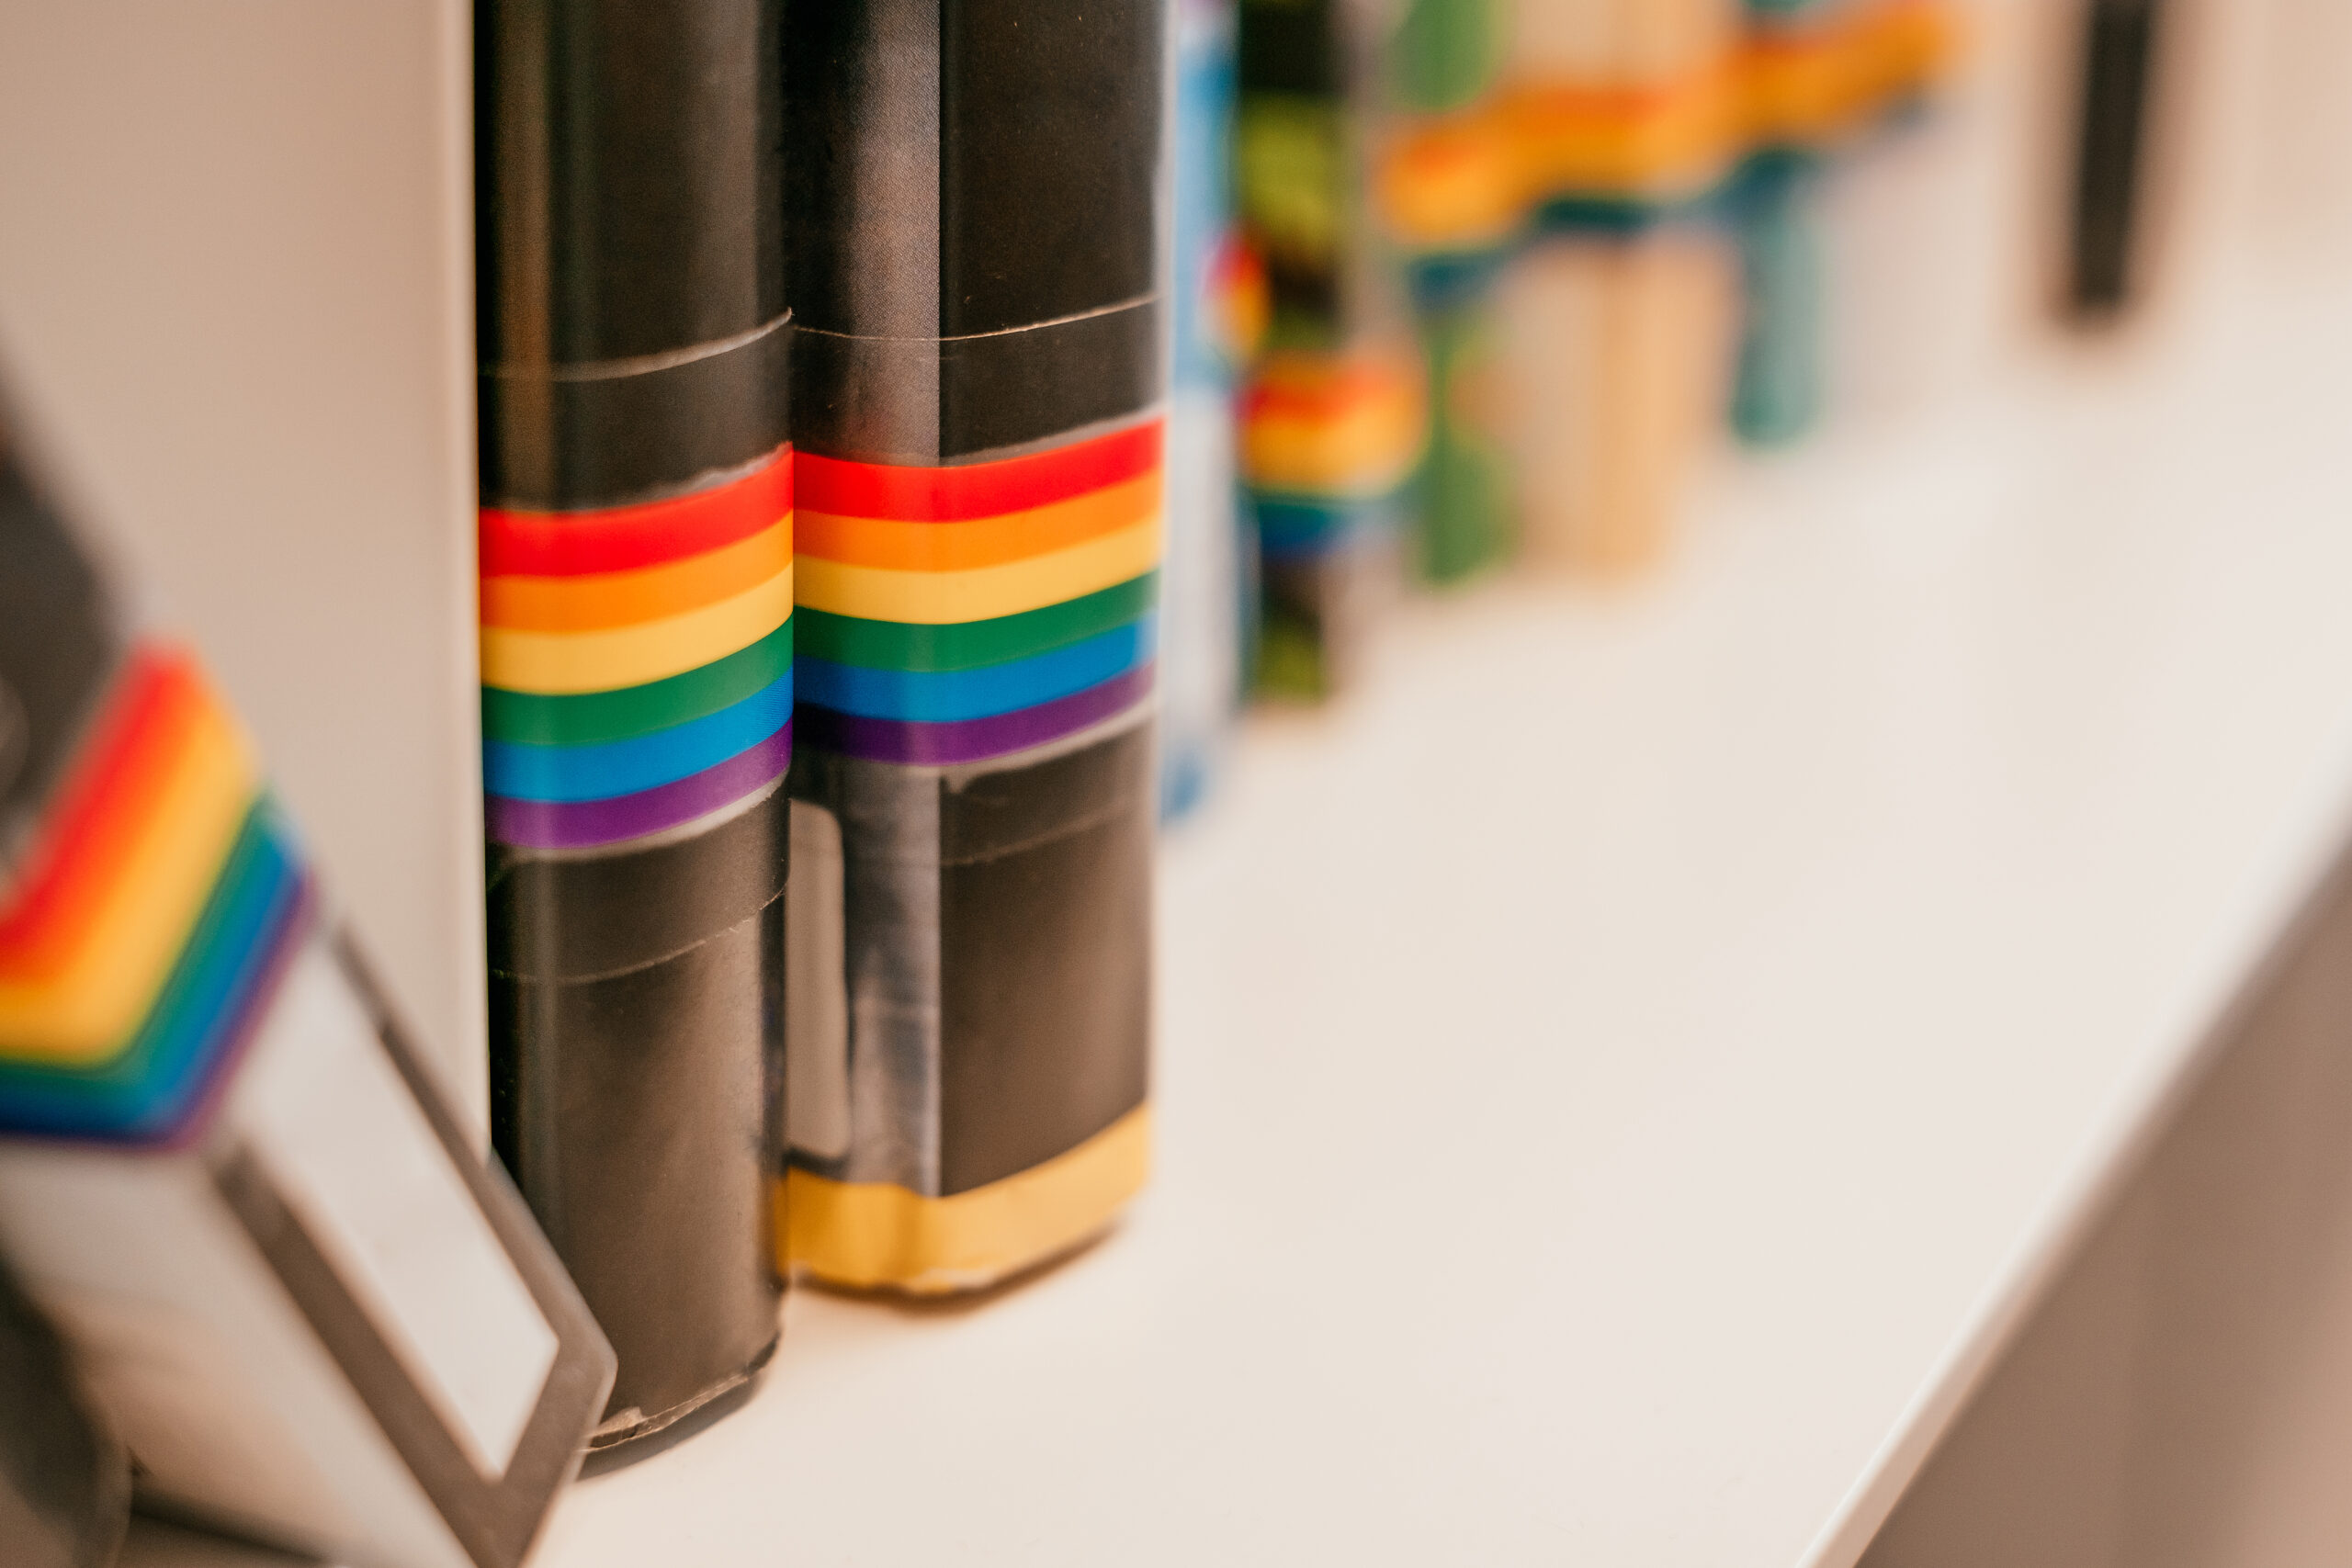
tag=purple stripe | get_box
[797,664,1152,765]
[488,720,793,850]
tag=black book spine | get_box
[2069,0,2164,317]
[476,0,793,1444]
[777,0,1163,1292]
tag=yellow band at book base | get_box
[781,1106,1152,1294]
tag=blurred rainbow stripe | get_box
[479,446,795,849]
[1241,350,1426,562]
[794,422,1162,766]
[1378,0,1964,258]
[0,648,310,1143]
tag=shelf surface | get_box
[518,288,2352,1568]
[136,285,2352,1567]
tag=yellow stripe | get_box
[793,517,1160,626]
[0,698,258,1063]
[480,563,796,695]
[782,1105,1151,1294]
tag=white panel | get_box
[232,941,557,1481]
[0,1145,469,1568]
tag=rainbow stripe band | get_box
[0,648,311,1145]
[795,422,1163,766]
[1241,351,1425,568]
[1242,353,1425,499]
[481,446,795,849]
[1378,0,1963,254]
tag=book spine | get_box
[475,0,791,1445]
[779,0,1162,1292]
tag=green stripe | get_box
[796,572,1158,673]
[482,617,795,746]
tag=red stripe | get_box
[0,649,196,961]
[480,446,794,578]
[797,420,1163,523]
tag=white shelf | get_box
[514,285,2352,1567]
[130,282,2352,1567]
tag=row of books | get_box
[1156,0,2244,811]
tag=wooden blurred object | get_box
[1500,231,1733,577]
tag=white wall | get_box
[0,3,486,1134]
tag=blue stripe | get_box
[797,615,1155,723]
[482,669,796,804]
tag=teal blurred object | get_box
[1730,150,1826,447]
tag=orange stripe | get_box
[1502,69,1743,197]
[797,472,1159,572]
[1744,0,1962,141]
[481,515,795,633]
